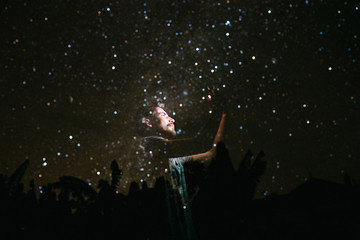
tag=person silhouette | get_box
[120,102,226,240]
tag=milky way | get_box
[1,0,359,197]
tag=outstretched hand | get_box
[189,112,226,163]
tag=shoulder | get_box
[142,136,167,146]
[169,156,190,166]
[143,136,167,141]
[132,136,166,146]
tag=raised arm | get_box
[189,112,226,164]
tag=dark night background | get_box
[1,0,359,198]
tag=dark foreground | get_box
[1,143,359,239]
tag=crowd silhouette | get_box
[1,142,359,239]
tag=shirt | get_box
[119,136,197,240]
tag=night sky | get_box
[1,0,359,197]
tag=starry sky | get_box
[1,0,359,197]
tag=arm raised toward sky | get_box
[189,112,226,164]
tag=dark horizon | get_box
[1,142,359,239]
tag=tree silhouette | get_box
[110,160,122,192]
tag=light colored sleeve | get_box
[169,156,190,166]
